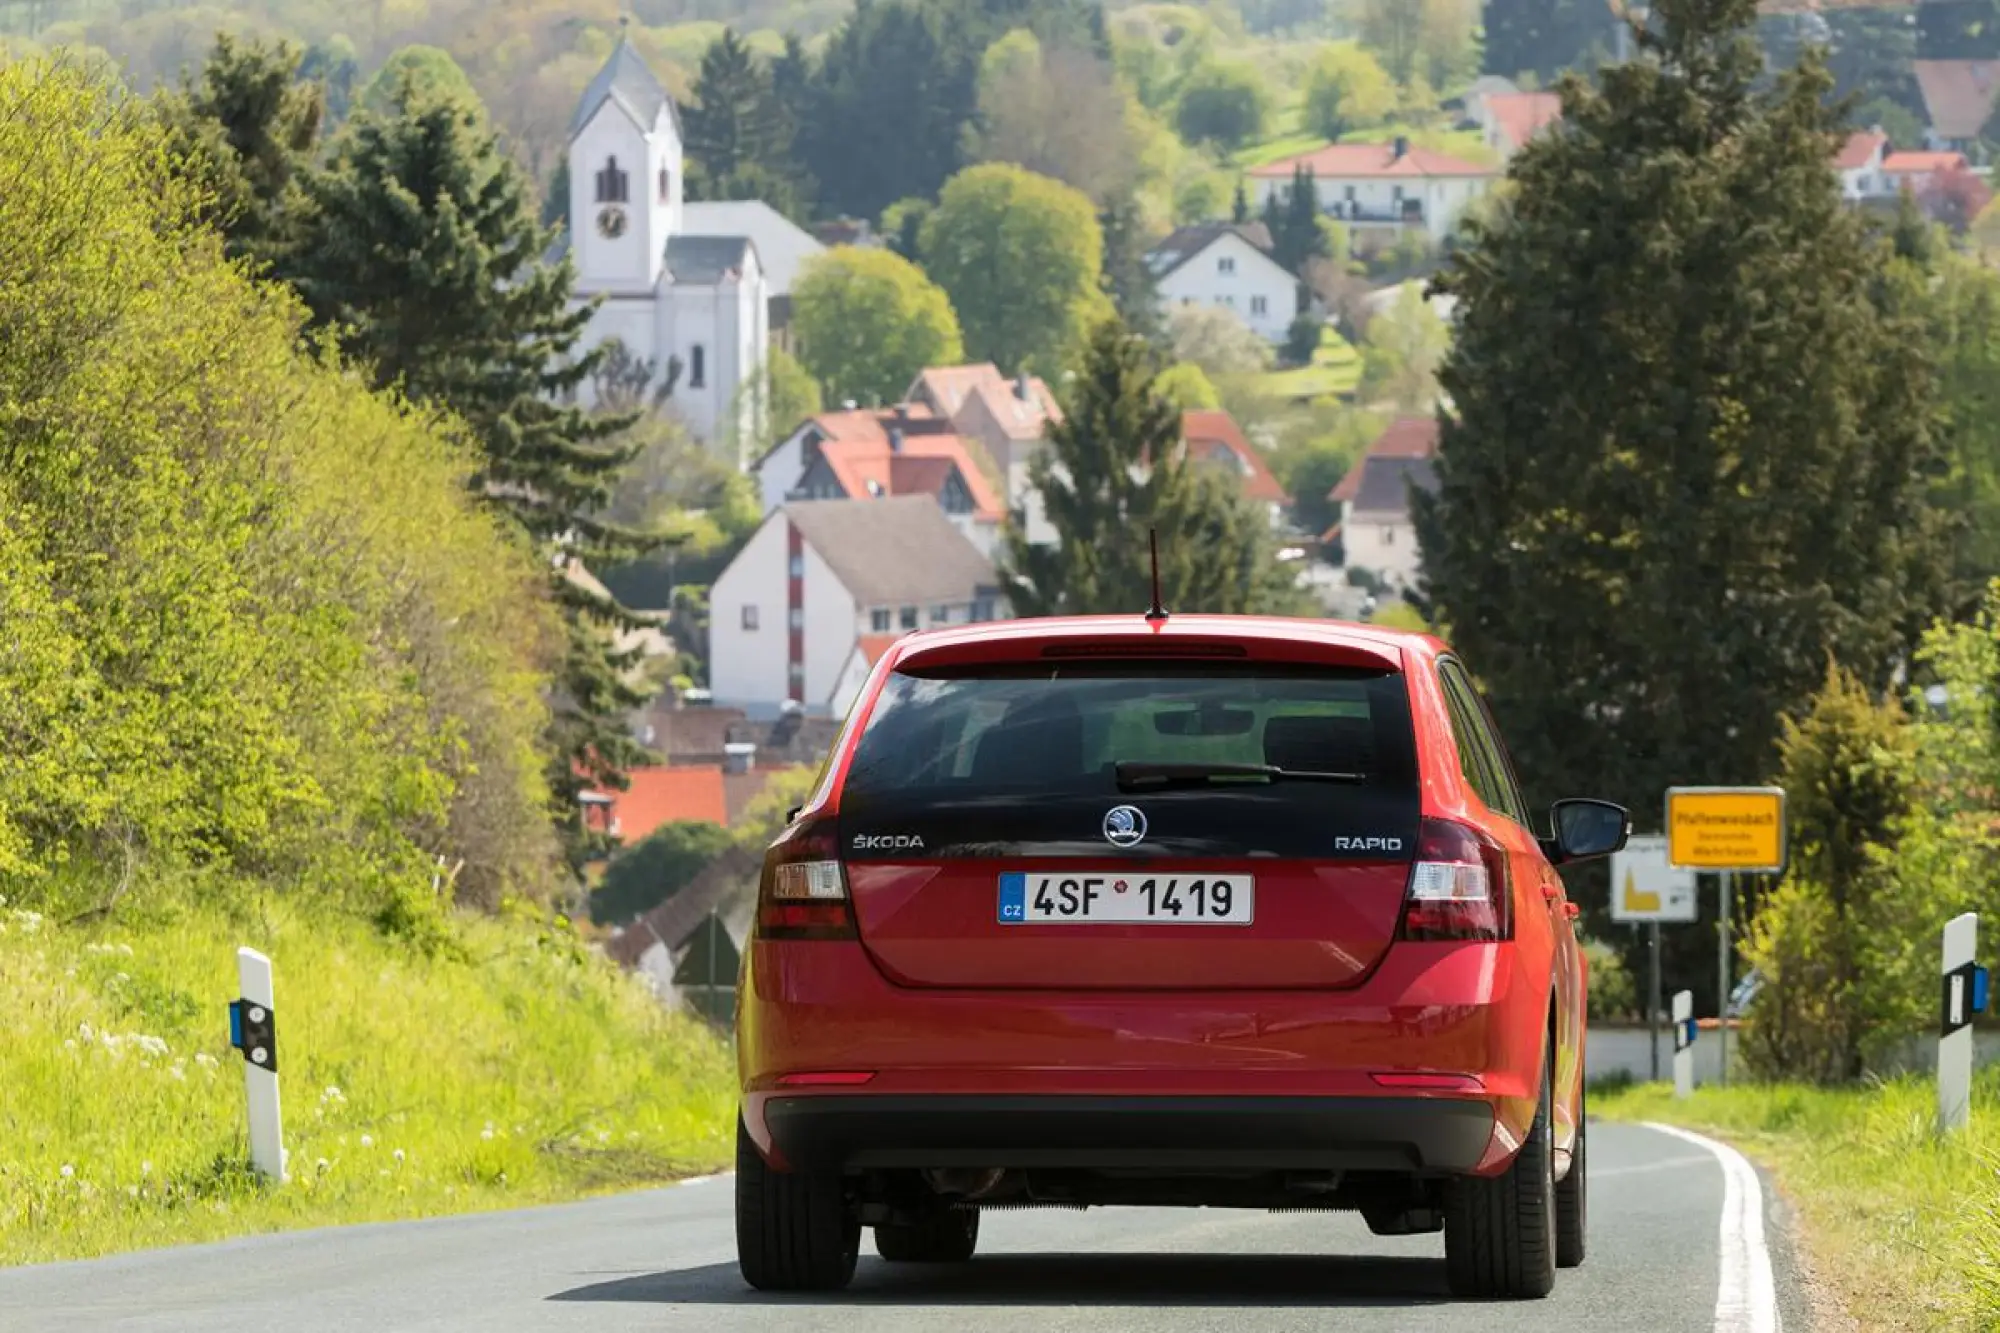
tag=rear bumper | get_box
[762,1093,1496,1175]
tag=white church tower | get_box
[560,34,769,448]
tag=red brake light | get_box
[1398,817,1511,942]
[755,816,856,941]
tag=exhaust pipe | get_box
[922,1167,1008,1200]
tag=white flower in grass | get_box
[316,1158,331,1174]
[480,1129,494,1141]
[77,1022,94,1043]
[126,1185,139,1199]
[359,1134,374,1148]
[392,1149,405,1164]
[141,1161,153,1176]
[62,1039,77,1052]
[133,1035,168,1059]
[194,1052,218,1069]
[168,1064,186,1082]
[58,1164,73,1179]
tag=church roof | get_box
[680,201,823,296]
[664,235,757,284]
[571,37,680,140]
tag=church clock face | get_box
[596,206,628,239]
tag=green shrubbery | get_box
[1743,589,2000,1082]
[0,59,558,918]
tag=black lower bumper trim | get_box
[763,1094,1495,1175]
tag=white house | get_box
[1326,416,1438,593]
[906,365,1064,548]
[553,38,770,444]
[1146,222,1300,343]
[1834,129,1891,201]
[707,496,1003,718]
[1246,139,1496,250]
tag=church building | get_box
[556,38,770,445]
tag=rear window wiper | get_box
[1113,761,1366,791]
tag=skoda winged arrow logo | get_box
[1103,805,1148,848]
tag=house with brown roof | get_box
[1325,416,1439,593]
[748,404,1006,555]
[1246,138,1498,250]
[708,495,1003,717]
[1914,59,2000,158]
[1146,222,1300,343]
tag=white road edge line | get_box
[1643,1121,1781,1333]
[677,1172,728,1186]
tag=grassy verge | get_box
[1597,1071,2000,1332]
[0,888,735,1266]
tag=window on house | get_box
[689,343,706,389]
[1343,185,1357,201]
[931,604,951,624]
[971,598,996,623]
[789,607,804,630]
[594,156,629,204]
[1250,295,1268,316]
[1218,256,1236,275]
[1381,525,1395,546]
[900,606,919,630]
[658,166,671,201]
[788,661,804,681]
[871,608,892,632]
[741,605,759,631]
[788,555,804,578]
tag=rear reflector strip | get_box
[1039,641,1248,659]
[1370,1072,1485,1092]
[776,1071,877,1088]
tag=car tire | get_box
[1443,1053,1558,1300]
[1556,1077,1586,1269]
[735,1115,859,1292]
[875,1209,979,1263]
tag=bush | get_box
[1581,935,1638,1023]
[1282,313,1323,367]
[1740,663,1917,1082]
[589,820,735,925]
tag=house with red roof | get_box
[905,363,1065,546]
[747,403,1005,555]
[1475,91,1562,161]
[1834,129,1891,200]
[1181,409,1289,528]
[1245,137,1498,250]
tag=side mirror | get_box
[1547,798,1629,865]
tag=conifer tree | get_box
[1002,319,1304,615]
[1416,0,1954,996]
[281,83,670,862]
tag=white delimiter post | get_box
[238,947,288,1182]
[1940,913,1978,1135]
[1673,989,1695,1100]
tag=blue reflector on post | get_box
[228,999,243,1049]
[1974,965,1990,1017]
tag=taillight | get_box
[755,816,856,940]
[1398,817,1512,942]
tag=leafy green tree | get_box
[1417,0,1956,1006]
[1155,361,1223,409]
[966,29,1139,204]
[1002,319,1303,616]
[155,34,323,268]
[792,246,965,406]
[684,27,802,217]
[1358,282,1448,411]
[1927,251,2000,591]
[921,162,1107,375]
[589,819,734,924]
[357,45,477,119]
[1173,57,1267,150]
[281,87,667,863]
[1304,40,1398,138]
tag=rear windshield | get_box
[838,664,1420,860]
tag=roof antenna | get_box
[1144,527,1168,624]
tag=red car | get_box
[734,613,1628,1300]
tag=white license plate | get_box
[997,872,1254,925]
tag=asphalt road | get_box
[1,1120,1809,1333]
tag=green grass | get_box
[1232,131,1326,171]
[1597,1071,2000,1331]
[1259,327,1363,403]
[0,889,736,1266]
